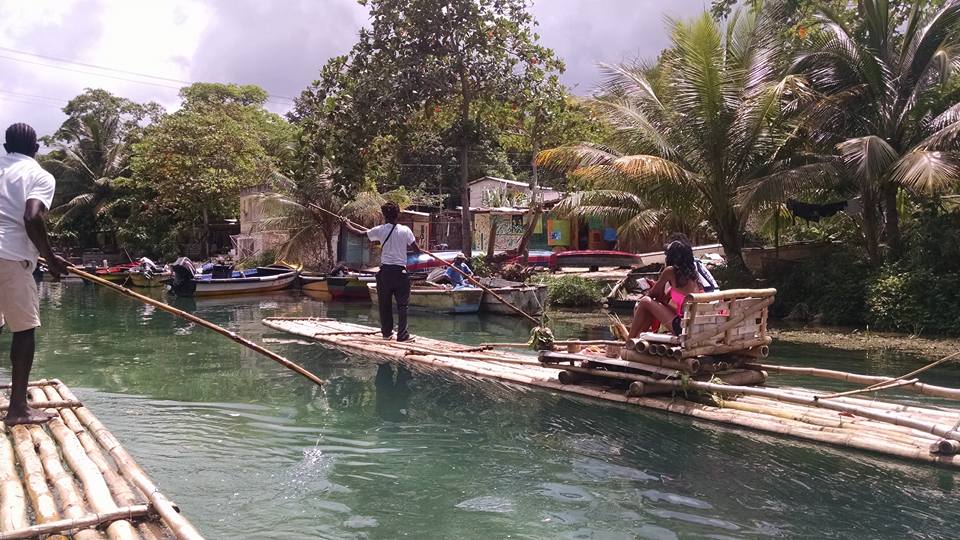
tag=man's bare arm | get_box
[24,199,67,278]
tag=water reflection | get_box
[2,282,957,539]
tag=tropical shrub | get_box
[530,275,606,307]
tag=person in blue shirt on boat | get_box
[444,253,474,288]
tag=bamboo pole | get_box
[0,400,81,412]
[620,349,701,373]
[686,288,778,303]
[28,389,137,540]
[54,384,204,540]
[815,378,920,400]
[747,363,960,400]
[42,258,324,387]
[309,203,541,325]
[0,506,151,540]
[0,425,26,533]
[26,425,104,540]
[643,378,960,442]
[9,426,62,536]
[40,386,159,540]
[816,350,960,401]
[682,336,773,359]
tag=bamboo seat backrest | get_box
[679,288,776,352]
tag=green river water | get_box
[3,282,958,539]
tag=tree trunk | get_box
[883,183,901,260]
[201,207,210,259]
[516,204,542,265]
[861,189,882,266]
[458,73,473,257]
[714,209,748,274]
[521,134,540,264]
[486,215,498,261]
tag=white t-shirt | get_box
[367,223,415,267]
[0,153,55,262]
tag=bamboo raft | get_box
[0,379,202,540]
[263,316,960,468]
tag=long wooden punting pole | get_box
[744,363,960,400]
[816,350,960,400]
[42,259,324,387]
[309,204,541,325]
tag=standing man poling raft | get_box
[343,202,421,342]
[0,123,68,425]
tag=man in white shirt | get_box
[344,201,421,341]
[0,123,68,425]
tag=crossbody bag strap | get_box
[382,223,399,248]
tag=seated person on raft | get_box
[444,253,473,287]
[628,240,702,340]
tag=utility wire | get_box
[0,49,294,107]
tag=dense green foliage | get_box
[529,275,607,307]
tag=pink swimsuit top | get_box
[669,286,687,317]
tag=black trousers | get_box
[375,265,410,339]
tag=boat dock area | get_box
[0,380,201,540]
[263,317,960,468]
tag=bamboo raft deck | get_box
[263,316,960,469]
[0,379,202,540]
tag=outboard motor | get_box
[169,257,198,296]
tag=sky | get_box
[0,0,707,139]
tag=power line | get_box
[0,45,296,103]
[0,50,294,108]
[0,89,65,105]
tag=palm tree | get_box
[46,111,130,225]
[786,0,960,263]
[538,8,809,269]
[256,176,344,269]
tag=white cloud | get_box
[0,0,706,140]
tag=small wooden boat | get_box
[300,272,375,300]
[93,263,137,282]
[368,283,483,313]
[477,277,548,315]
[551,250,643,271]
[128,269,172,288]
[169,261,298,297]
[604,267,661,312]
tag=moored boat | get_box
[477,277,548,315]
[168,259,298,297]
[128,269,172,288]
[368,283,483,313]
[300,272,375,300]
[604,267,661,312]
[551,249,642,271]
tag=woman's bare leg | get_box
[628,296,681,339]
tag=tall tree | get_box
[295,0,563,256]
[131,83,297,257]
[539,8,811,269]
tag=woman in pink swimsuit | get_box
[628,240,702,339]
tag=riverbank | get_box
[772,327,960,360]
